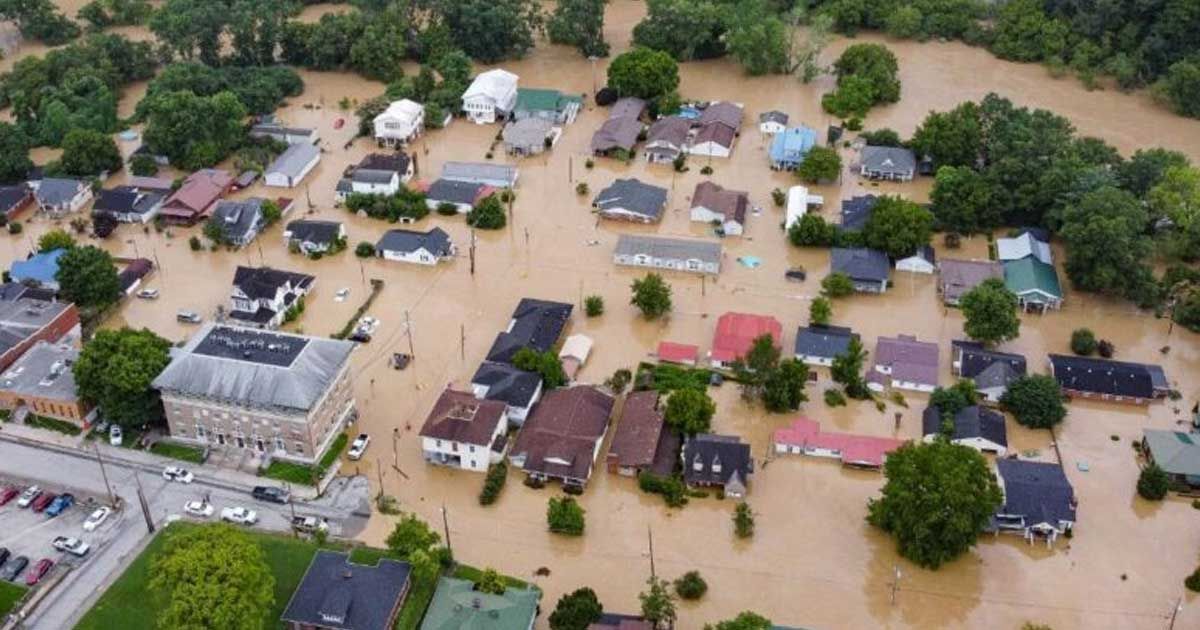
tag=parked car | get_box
[0,547,9,569]
[220,507,258,525]
[176,310,202,324]
[0,486,19,506]
[109,425,123,447]
[83,507,111,532]
[348,433,370,460]
[17,486,42,508]
[136,288,159,299]
[290,516,329,534]
[183,501,214,518]
[31,493,57,513]
[251,486,289,505]
[162,466,194,484]
[52,537,90,557]
[1,556,27,581]
[24,559,53,586]
[44,493,75,518]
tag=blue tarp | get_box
[10,248,66,287]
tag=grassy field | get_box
[0,581,28,618]
[148,441,206,464]
[262,432,348,486]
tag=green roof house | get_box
[420,577,540,630]
[1142,429,1200,492]
[1003,257,1062,312]
[513,88,582,125]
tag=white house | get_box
[419,388,509,472]
[228,266,315,329]
[895,245,937,274]
[373,99,425,146]
[784,185,824,230]
[689,181,748,237]
[34,178,92,216]
[264,143,320,188]
[758,110,789,135]
[921,405,1008,455]
[471,362,543,426]
[462,69,519,124]
[375,227,455,265]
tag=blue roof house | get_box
[10,248,67,291]
[769,126,818,171]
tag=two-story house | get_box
[228,266,315,329]
[419,388,509,473]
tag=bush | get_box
[1137,464,1169,500]
[436,202,459,216]
[673,571,707,600]
[8,222,22,235]
[584,295,604,317]
[1187,567,1200,593]
[188,236,202,251]
[944,233,962,249]
[638,472,688,508]
[467,195,507,230]
[733,502,755,538]
[771,188,786,207]
[700,165,713,175]
[1097,339,1115,358]
[605,368,632,394]
[479,462,508,506]
[821,273,854,298]
[1070,328,1097,355]
[547,496,585,535]
[824,388,847,407]
[355,241,375,258]
[575,182,589,196]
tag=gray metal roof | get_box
[794,325,856,359]
[614,234,722,265]
[441,161,518,187]
[831,247,890,282]
[36,178,85,207]
[376,227,452,256]
[593,178,667,220]
[922,405,1007,447]
[211,198,265,243]
[0,341,80,401]
[352,169,397,185]
[266,143,320,178]
[861,146,916,174]
[0,285,71,357]
[426,179,488,205]
[1143,430,1200,477]
[280,550,411,630]
[502,118,553,148]
[996,459,1076,527]
[152,323,354,412]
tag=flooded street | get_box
[2,1,1199,627]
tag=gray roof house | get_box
[951,340,1027,403]
[993,459,1076,546]
[643,116,691,164]
[280,550,411,630]
[794,324,857,367]
[940,259,1004,305]
[441,161,518,188]
[485,298,573,364]
[92,186,166,224]
[922,405,1008,455]
[593,178,668,223]
[250,123,319,146]
[683,433,753,499]
[1142,429,1200,491]
[471,361,543,426]
[860,146,917,182]
[869,334,939,393]
[376,227,454,265]
[830,247,890,293]
[265,143,321,188]
[210,198,270,248]
[591,116,643,155]
[283,220,344,255]
[613,234,722,275]
[423,179,494,214]
[34,178,91,216]
[502,117,556,157]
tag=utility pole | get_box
[469,228,476,276]
[647,524,656,578]
[376,460,385,500]
[92,443,115,507]
[523,228,529,250]
[701,274,706,297]
[889,565,901,605]
[460,324,466,362]
[404,310,415,358]
[392,427,400,473]
[133,472,154,534]
[441,503,453,558]
[1167,596,1182,630]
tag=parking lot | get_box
[0,476,114,592]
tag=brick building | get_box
[0,341,93,427]
[0,283,80,373]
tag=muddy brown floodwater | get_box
[2,1,1198,628]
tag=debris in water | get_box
[534,567,551,577]
[737,256,762,268]
[1076,461,1090,472]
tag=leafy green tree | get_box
[1000,374,1066,429]
[1149,166,1200,235]
[1060,187,1152,298]
[148,0,228,65]
[796,146,842,183]
[475,568,507,595]
[1186,566,1200,593]
[989,0,1067,63]
[348,6,410,81]
[868,441,1003,569]
[58,128,122,177]
[809,297,832,325]
[37,229,76,253]
[435,0,543,63]
[385,512,441,558]
[547,496,585,535]
[859,128,903,147]
[1154,60,1200,119]
[909,102,981,169]
[584,295,604,317]
[0,123,33,184]
[788,214,835,247]
[733,502,755,538]
[831,335,867,395]
[631,273,672,319]
[823,43,900,116]
[74,327,171,427]
[638,576,676,629]
[928,380,979,419]
[762,359,810,412]
[821,74,876,118]
[355,241,375,257]
[1137,463,1170,500]
[226,0,294,67]
[664,388,715,436]
[930,166,998,235]
[673,571,707,600]
[55,245,121,309]
[0,0,80,45]
[631,0,726,61]
[129,154,158,177]
[512,348,567,389]
[547,0,608,58]
[725,0,791,75]
[1118,148,1190,198]
[862,196,934,258]
[705,611,773,630]
[959,278,1020,346]
[548,587,603,630]
[607,47,680,100]
[821,272,854,298]
[884,5,922,39]
[150,524,274,630]
[466,195,507,230]
[1070,328,1097,356]
[142,90,248,171]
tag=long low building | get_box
[1048,354,1168,405]
[153,324,356,465]
[613,234,722,275]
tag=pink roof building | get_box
[160,169,234,224]
[772,417,907,469]
[710,312,782,368]
[657,341,699,366]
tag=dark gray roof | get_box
[0,341,80,400]
[211,198,265,243]
[831,247,890,283]
[684,433,752,487]
[922,405,1007,447]
[794,325,857,359]
[280,550,411,630]
[759,110,789,125]
[426,179,488,205]
[93,186,164,218]
[36,178,84,206]
[839,195,878,231]
[614,235,722,266]
[471,361,541,407]
[352,169,398,185]
[593,178,667,220]
[285,220,342,246]
[376,227,452,256]
[0,285,71,358]
[952,340,1027,386]
[996,459,1076,526]
[0,185,30,213]
[232,265,315,301]
[266,143,320,178]
[485,298,573,364]
[358,153,411,174]
[591,116,643,152]
[862,146,917,174]
[1048,354,1161,399]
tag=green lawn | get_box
[635,362,713,393]
[26,414,83,436]
[0,581,28,618]
[262,432,349,486]
[148,441,206,464]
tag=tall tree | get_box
[959,278,1020,346]
[930,165,998,235]
[73,327,172,429]
[831,336,868,398]
[58,128,122,177]
[909,101,981,170]
[0,123,33,184]
[762,359,810,412]
[705,611,773,630]
[1059,186,1152,298]
[37,229,76,253]
[607,47,680,100]
[149,0,228,65]
[631,273,673,319]
[638,576,677,629]
[151,525,275,629]
[142,90,248,170]
[547,0,608,58]
[862,196,934,258]
[664,388,715,435]
[725,0,790,75]
[1117,148,1190,198]
[385,512,441,558]
[548,587,604,630]
[55,245,121,309]
[631,0,727,61]
[435,0,543,63]
[868,441,1003,569]
[1000,374,1066,429]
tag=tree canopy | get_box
[631,273,673,319]
[385,512,441,558]
[150,524,275,630]
[1000,374,1066,429]
[1060,187,1153,299]
[705,612,774,630]
[73,327,172,428]
[55,245,121,310]
[38,229,77,253]
[607,47,680,101]
[57,128,122,177]
[862,196,934,258]
[959,278,1020,346]
[141,89,248,171]
[435,0,543,63]
[548,0,608,58]
[548,587,603,630]
[823,43,900,117]
[638,576,677,629]
[664,388,716,435]
[512,348,567,389]
[796,146,842,184]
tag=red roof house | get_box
[772,417,907,469]
[709,312,782,368]
[656,341,698,366]
[159,169,234,225]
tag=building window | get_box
[469,445,476,454]
[294,442,304,454]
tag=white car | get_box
[136,288,159,299]
[220,507,258,525]
[109,425,123,447]
[183,501,214,518]
[347,433,370,460]
[52,536,91,557]
[82,507,112,532]
[162,466,194,484]
[17,486,41,508]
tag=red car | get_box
[0,486,18,506]
[24,559,52,586]
[30,493,57,513]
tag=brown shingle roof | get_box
[608,391,665,470]
[691,181,748,225]
[419,388,508,447]
[940,259,1004,303]
[698,101,743,132]
[691,122,736,149]
[162,169,233,217]
[511,386,614,482]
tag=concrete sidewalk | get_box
[0,422,320,500]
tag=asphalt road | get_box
[0,439,366,630]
